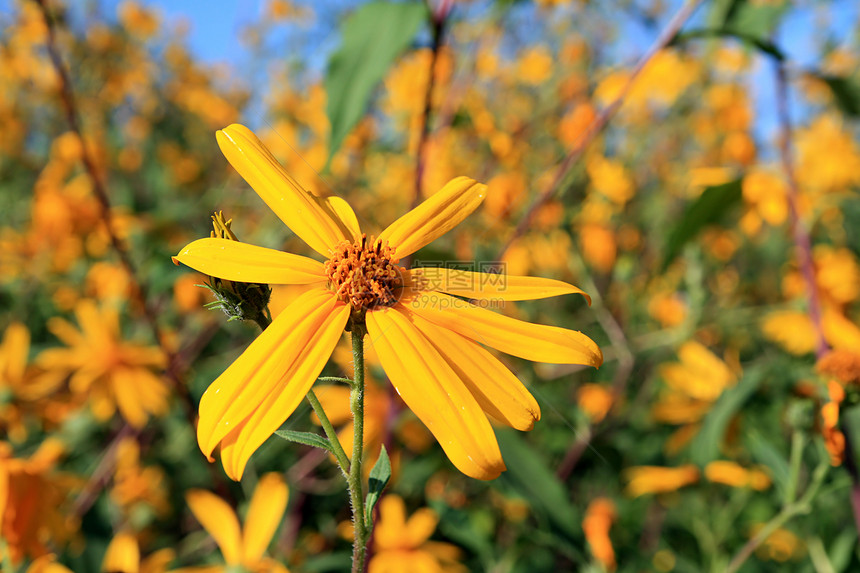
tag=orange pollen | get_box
[325,234,402,311]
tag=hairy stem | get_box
[349,325,369,572]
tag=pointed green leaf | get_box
[816,74,860,118]
[662,178,744,270]
[690,366,762,465]
[274,429,334,453]
[365,444,391,529]
[496,430,578,539]
[325,1,428,166]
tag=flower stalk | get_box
[348,323,369,572]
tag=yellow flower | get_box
[185,473,289,573]
[110,437,170,518]
[24,554,73,573]
[582,497,616,571]
[623,465,700,497]
[101,532,174,573]
[0,439,79,564]
[173,124,602,481]
[35,299,169,428]
[369,494,464,573]
[704,461,771,490]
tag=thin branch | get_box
[496,0,703,260]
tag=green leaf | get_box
[325,1,428,166]
[816,74,860,118]
[830,529,857,573]
[274,429,334,453]
[365,444,391,529]
[690,367,762,466]
[661,178,744,270]
[745,430,790,498]
[496,430,578,539]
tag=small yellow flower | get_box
[583,497,616,571]
[35,299,169,428]
[369,494,464,573]
[704,460,771,490]
[174,124,602,480]
[101,532,174,573]
[184,473,289,573]
[623,465,700,497]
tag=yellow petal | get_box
[408,268,591,304]
[404,507,439,547]
[112,368,149,428]
[321,195,361,241]
[242,473,289,565]
[366,306,505,480]
[217,124,354,255]
[173,238,326,284]
[412,314,540,430]
[377,177,486,258]
[139,549,176,573]
[101,533,140,573]
[1,322,29,382]
[406,291,603,366]
[217,300,349,480]
[186,489,242,564]
[374,494,409,550]
[197,288,342,459]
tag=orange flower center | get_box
[325,234,402,313]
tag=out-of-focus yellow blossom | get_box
[704,461,771,490]
[185,473,290,573]
[369,494,465,573]
[623,465,700,497]
[762,308,860,355]
[587,155,635,205]
[579,223,617,274]
[742,169,788,227]
[577,383,614,423]
[816,350,860,465]
[595,49,698,111]
[101,531,174,573]
[652,342,738,452]
[0,440,79,564]
[517,46,553,85]
[483,171,527,221]
[117,1,160,39]
[35,299,169,428]
[781,246,860,307]
[659,342,737,402]
[722,131,756,165]
[558,102,596,149]
[24,554,74,573]
[750,525,804,562]
[688,166,735,192]
[110,437,170,518]
[583,497,616,571]
[795,115,860,194]
[714,46,751,74]
[173,273,210,314]
[647,292,688,328]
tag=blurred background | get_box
[2,0,860,571]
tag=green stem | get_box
[349,325,369,573]
[784,430,805,506]
[306,389,350,476]
[726,459,829,573]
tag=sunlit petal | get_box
[412,314,540,430]
[173,238,326,284]
[367,306,505,480]
[217,301,349,480]
[406,291,603,366]
[242,473,289,565]
[408,267,591,304]
[186,489,242,564]
[197,288,339,459]
[377,177,486,258]
[217,124,353,255]
[101,532,140,573]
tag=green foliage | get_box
[662,179,744,271]
[324,1,429,165]
[364,444,391,529]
